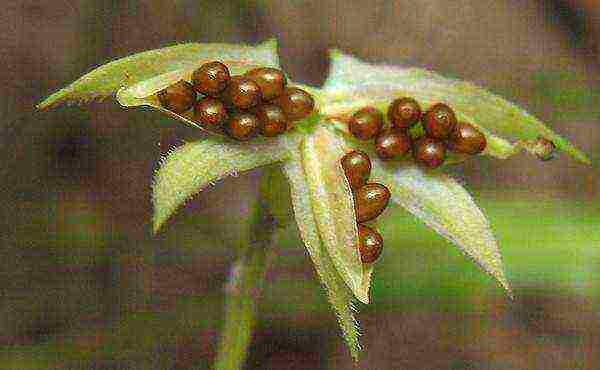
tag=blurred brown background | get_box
[1,1,599,369]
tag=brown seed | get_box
[448,121,487,155]
[275,87,315,121]
[422,103,457,139]
[255,104,288,137]
[193,97,228,128]
[357,224,384,264]
[157,81,196,113]
[355,183,391,222]
[245,67,287,101]
[348,106,384,140]
[191,61,230,96]
[341,150,372,190]
[222,76,262,109]
[413,137,446,168]
[226,112,260,141]
[388,97,422,129]
[375,130,412,160]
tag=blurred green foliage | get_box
[2,193,599,369]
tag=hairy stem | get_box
[213,202,276,370]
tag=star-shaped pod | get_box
[38,39,591,360]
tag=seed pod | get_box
[388,97,422,130]
[193,97,228,128]
[357,224,384,264]
[355,183,391,222]
[375,130,411,160]
[341,150,372,190]
[413,137,446,168]
[423,103,457,139]
[191,61,230,96]
[157,81,196,113]
[348,106,383,140]
[226,112,260,141]
[245,67,287,101]
[448,121,487,155]
[275,87,315,121]
[222,76,262,109]
[255,104,288,137]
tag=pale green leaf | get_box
[153,136,289,233]
[259,166,295,229]
[37,39,278,110]
[319,50,590,164]
[283,154,361,360]
[302,126,370,304]
[371,160,513,297]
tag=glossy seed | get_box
[193,97,228,128]
[191,61,230,96]
[357,224,384,264]
[222,76,262,109]
[388,97,422,129]
[157,81,196,113]
[423,103,457,139]
[375,130,412,160]
[226,112,260,141]
[255,104,288,137]
[448,121,487,155]
[355,183,391,222]
[413,137,446,168]
[341,150,372,190]
[275,87,315,121]
[348,106,384,140]
[245,67,287,101]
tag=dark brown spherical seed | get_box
[254,104,288,137]
[413,137,447,168]
[275,87,315,121]
[388,97,422,129]
[191,61,230,96]
[448,121,487,155]
[375,130,412,160]
[245,67,287,101]
[354,183,391,222]
[157,81,196,113]
[222,76,262,109]
[422,103,457,139]
[341,150,372,190]
[193,97,228,128]
[357,224,384,264]
[348,106,384,141]
[226,112,260,141]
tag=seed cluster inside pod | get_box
[348,98,487,168]
[341,150,390,264]
[157,62,315,141]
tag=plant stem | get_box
[213,203,276,370]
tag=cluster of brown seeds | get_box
[349,98,487,168]
[157,62,315,141]
[341,150,391,264]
